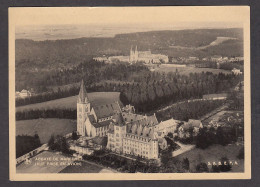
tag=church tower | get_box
[129,46,134,63]
[135,46,138,62]
[77,79,91,136]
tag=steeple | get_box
[78,79,89,103]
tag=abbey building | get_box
[129,46,169,64]
[76,80,160,159]
[93,46,169,64]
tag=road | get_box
[172,142,195,157]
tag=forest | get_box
[15,28,243,91]
[156,100,225,122]
[16,60,241,113]
[16,60,242,112]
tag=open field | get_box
[152,64,231,75]
[60,161,116,173]
[16,92,121,112]
[16,151,75,173]
[174,144,244,172]
[169,37,237,50]
[16,118,77,144]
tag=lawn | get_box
[174,144,244,172]
[16,118,77,144]
[16,92,121,112]
[154,65,231,75]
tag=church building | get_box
[77,80,121,137]
[76,80,160,159]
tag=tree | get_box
[218,157,232,172]
[160,149,172,166]
[48,135,70,154]
[196,162,209,172]
[167,132,173,139]
[48,135,55,149]
[216,127,229,146]
[196,128,211,149]
[237,147,244,159]
[72,131,78,140]
[182,158,190,171]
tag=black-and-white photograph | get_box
[9,7,250,180]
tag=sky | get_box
[10,6,247,28]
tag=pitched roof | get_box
[93,102,121,119]
[92,119,114,128]
[146,115,159,125]
[122,112,159,126]
[156,118,179,130]
[113,112,125,126]
[87,114,96,123]
[78,79,89,103]
[182,119,202,130]
[187,119,202,127]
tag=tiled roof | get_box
[182,119,202,130]
[156,118,179,130]
[93,102,121,119]
[113,112,125,126]
[92,119,114,128]
[87,114,96,123]
[146,115,159,125]
[126,123,156,139]
[122,112,159,126]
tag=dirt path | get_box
[172,142,195,157]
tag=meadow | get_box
[16,92,121,112]
[16,118,77,144]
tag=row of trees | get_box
[95,73,238,113]
[196,127,238,149]
[156,100,225,122]
[16,133,41,158]
[16,60,240,113]
[48,135,74,155]
[195,157,232,173]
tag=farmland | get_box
[16,92,121,112]
[16,118,77,144]
[174,144,244,172]
[150,64,231,75]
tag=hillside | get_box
[15,28,243,94]
[15,28,243,70]
[16,92,121,112]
